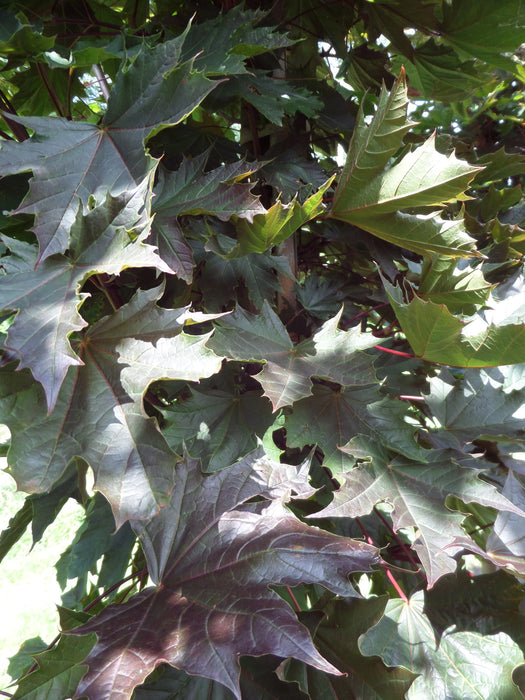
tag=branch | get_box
[92,64,111,100]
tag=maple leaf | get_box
[132,656,309,699]
[197,248,293,311]
[151,155,265,278]
[182,5,296,76]
[360,591,525,699]
[0,177,168,410]
[285,383,421,471]
[418,255,492,315]
[329,71,480,258]
[0,286,224,527]
[440,0,525,75]
[282,596,416,698]
[162,365,274,472]
[425,367,525,448]
[311,438,524,586]
[385,277,525,368]
[486,469,525,565]
[229,178,334,256]
[70,449,380,700]
[0,28,218,262]
[209,302,379,410]
[6,634,97,700]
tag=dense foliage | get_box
[1,1,525,698]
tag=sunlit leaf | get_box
[0,29,218,262]
[311,438,523,586]
[0,177,167,409]
[209,302,379,409]
[385,276,525,368]
[70,450,380,700]
[330,72,480,258]
[360,591,524,699]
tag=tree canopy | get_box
[1,1,525,698]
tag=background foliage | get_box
[1,1,525,698]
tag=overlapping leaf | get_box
[56,493,135,592]
[133,658,308,699]
[295,275,349,320]
[472,147,525,186]
[285,384,421,471]
[385,276,525,368]
[227,179,333,256]
[0,286,224,526]
[209,302,379,409]
[70,450,380,700]
[418,256,492,314]
[0,177,168,410]
[9,634,96,700]
[282,597,416,699]
[440,0,525,74]
[153,155,263,222]
[213,70,322,126]
[487,470,525,564]
[425,570,525,645]
[365,0,440,57]
[397,41,484,102]
[151,155,265,277]
[197,249,293,311]
[330,72,480,258]
[181,5,296,76]
[359,590,525,699]
[0,27,218,261]
[311,438,524,586]
[2,5,525,699]
[425,367,525,448]
[162,367,273,472]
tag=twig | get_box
[356,517,408,602]
[91,274,121,311]
[0,89,29,141]
[83,567,148,612]
[36,63,65,117]
[92,64,111,101]
[373,345,415,359]
[373,506,425,578]
[342,303,389,328]
[286,586,302,611]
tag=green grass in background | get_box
[0,454,84,691]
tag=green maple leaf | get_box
[151,155,265,278]
[385,276,525,368]
[425,367,525,448]
[229,178,334,256]
[181,5,297,76]
[418,256,492,315]
[197,249,293,311]
[394,40,484,102]
[162,366,274,472]
[132,657,308,699]
[9,634,97,700]
[282,596,416,699]
[360,591,524,699]
[285,384,421,472]
[329,71,480,258]
[213,70,322,126]
[440,0,525,74]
